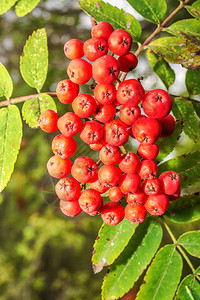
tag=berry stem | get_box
[161,216,200,282]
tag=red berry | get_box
[91,21,114,40]
[89,139,106,151]
[119,152,140,173]
[99,144,121,165]
[168,187,181,201]
[38,109,59,133]
[108,186,124,202]
[138,143,159,160]
[116,79,145,106]
[52,134,77,159]
[94,104,116,123]
[119,173,141,194]
[67,58,92,85]
[126,189,147,205]
[92,55,120,84]
[71,156,98,183]
[72,93,97,118]
[159,114,176,137]
[118,52,138,72]
[55,177,81,201]
[104,119,129,146]
[101,202,125,226]
[57,112,82,138]
[78,189,102,214]
[145,194,169,215]
[98,165,122,188]
[138,159,158,179]
[59,200,82,217]
[79,121,103,144]
[47,155,72,179]
[83,37,108,61]
[125,204,147,223]
[142,178,162,195]
[64,39,84,59]
[108,29,132,56]
[90,176,109,194]
[132,117,161,144]
[119,104,141,126]
[159,171,181,195]
[56,79,79,104]
[94,83,116,105]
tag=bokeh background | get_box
[0,0,199,299]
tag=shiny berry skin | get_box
[138,143,159,160]
[119,104,141,126]
[91,21,114,40]
[159,171,181,195]
[125,204,147,223]
[132,117,161,144]
[94,104,116,123]
[89,139,106,151]
[38,109,59,133]
[90,176,109,194]
[120,173,141,194]
[101,202,125,226]
[142,178,162,195]
[108,186,124,202]
[71,156,98,183]
[159,114,176,137]
[116,79,145,106]
[94,83,116,105]
[83,37,108,61]
[64,39,84,59]
[56,79,79,104]
[59,200,82,217]
[118,52,138,72]
[126,190,147,205]
[72,93,97,118]
[47,155,72,179]
[57,112,82,138]
[79,121,103,144]
[145,194,169,215]
[78,189,102,214]
[98,165,122,188]
[55,177,81,202]
[119,152,140,174]
[142,89,173,119]
[138,159,158,179]
[92,55,120,84]
[99,144,121,165]
[168,187,181,201]
[104,119,129,146]
[108,29,132,56]
[67,58,92,85]
[52,134,77,159]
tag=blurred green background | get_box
[0,0,199,299]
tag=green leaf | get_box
[102,218,162,300]
[126,0,167,24]
[15,0,41,17]
[186,69,200,96]
[175,273,200,300]
[165,19,200,45]
[156,120,183,162]
[79,0,141,42]
[20,28,48,92]
[166,193,200,224]
[192,102,200,118]
[0,62,13,99]
[146,49,175,89]
[0,105,22,192]
[158,151,200,189]
[178,231,200,258]
[22,93,57,128]
[172,97,199,142]
[0,0,17,15]
[185,1,200,20]
[149,37,200,69]
[136,245,183,300]
[92,218,137,274]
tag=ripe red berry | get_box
[119,173,141,194]
[168,187,181,201]
[57,112,82,138]
[108,29,132,56]
[79,121,103,144]
[89,139,106,151]
[126,189,147,205]
[67,58,92,85]
[108,186,124,202]
[104,119,129,146]
[99,144,121,165]
[78,189,102,214]
[94,104,116,123]
[132,117,161,144]
[145,194,169,215]
[52,134,77,159]
[118,52,138,72]
[56,79,79,104]
[92,55,120,84]
[64,39,84,59]
[119,152,140,174]
[101,202,125,226]
[98,165,122,188]
[159,114,176,137]
[159,171,181,195]
[94,83,116,105]
[142,178,162,195]
[71,156,98,183]
[83,37,108,61]
[90,176,109,194]
[125,204,147,223]
[38,109,59,133]
[72,93,97,118]
[142,89,173,119]
[138,159,158,179]
[138,143,159,160]
[59,200,82,217]
[91,21,114,40]
[119,104,141,126]
[55,177,81,202]
[47,155,72,179]
[116,79,145,106]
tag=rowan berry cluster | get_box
[38,21,181,226]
